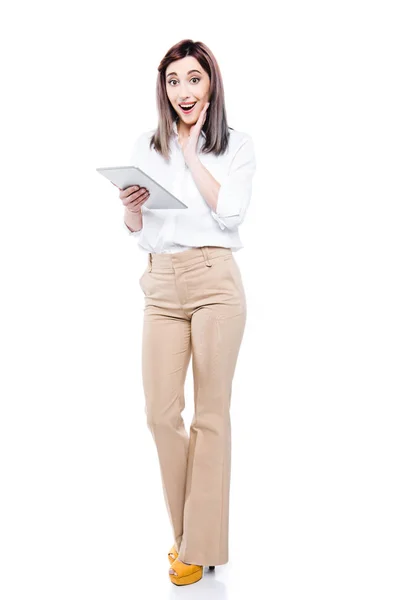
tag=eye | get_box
[168,77,201,86]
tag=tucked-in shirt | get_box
[124,118,256,254]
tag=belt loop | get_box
[148,253,153,272]
[201,246,212,267]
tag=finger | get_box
[121,186,144,200]
[122,188,148,205]
[129,189,148,204]
[121,184,140,193]
[127,192,149,210]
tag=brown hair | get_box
[149,39,232,161]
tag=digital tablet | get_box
[96,165,188,210]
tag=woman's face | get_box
[165,56,210,125]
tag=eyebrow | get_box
[166,69,202,78]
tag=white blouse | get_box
[124,119,256,254]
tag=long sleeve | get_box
[124,133,144,236]
[210,135,256,231]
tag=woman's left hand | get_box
[180,102,210,165]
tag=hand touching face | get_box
[179,101,210,162]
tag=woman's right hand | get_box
[113,183,150,213]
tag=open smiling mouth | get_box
[179,102,197,114]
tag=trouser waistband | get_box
[147,246,232,272]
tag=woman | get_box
[119,39,256,586]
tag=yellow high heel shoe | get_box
[169,557,203,586]
[168,544,179,565]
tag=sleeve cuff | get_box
[215,176,242,218]
[210,209,227,230]
[210,184,241,230]
[124,220,142,236]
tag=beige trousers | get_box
[139,246,247,566]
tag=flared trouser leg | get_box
[178,308,245,566]
[139,246,246,566]
[142,314,192,553]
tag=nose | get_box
[179,95,195,103]
[178,82,192,101]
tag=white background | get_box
[1,1,399,598]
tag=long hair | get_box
[149,39,231,161]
